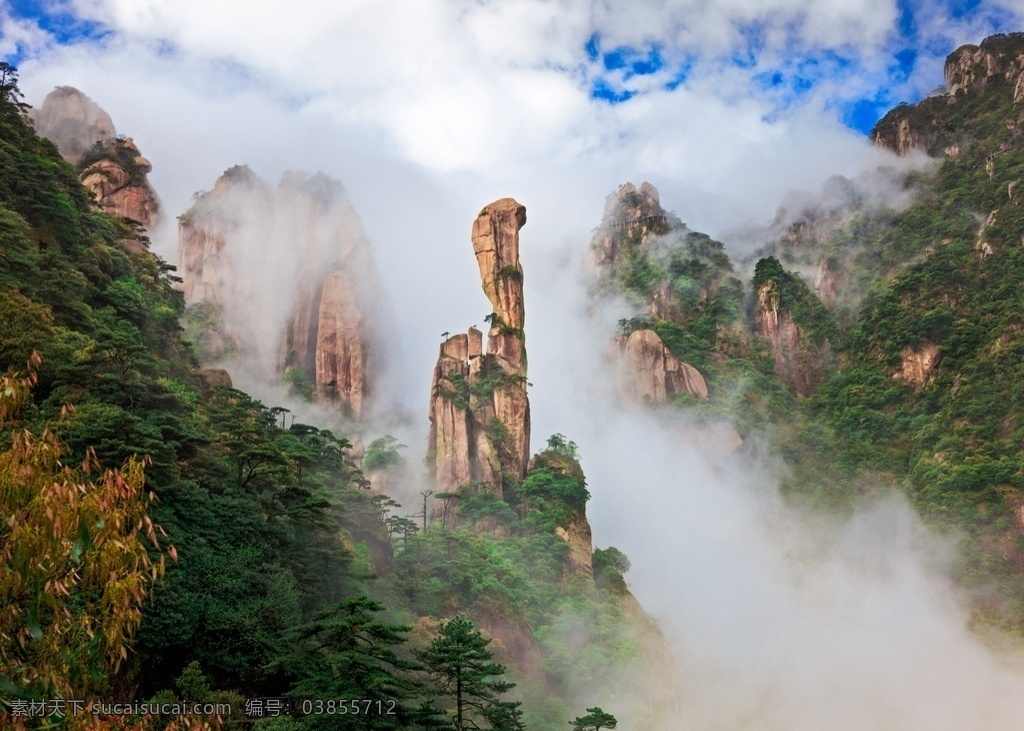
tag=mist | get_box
[524,233,1024,730]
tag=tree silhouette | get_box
[571,707,618,731]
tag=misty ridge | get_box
[11,28,1024,731]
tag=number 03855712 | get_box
[300,699,398,715]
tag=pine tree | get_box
[570,707,617,731]
[418,616,524,731]
[276,595,444,730]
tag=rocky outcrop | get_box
[32,87,160,230]
[473,199,531,478]
[611,329,708,404]
[896,343,940,390]
[195,366,233,393]
[30,86,115,164]
[556,517,594,581]
[975,209,998,260]
[178,166,386,419]
[872,109,943,156]
[428,332,478,494]
[315,269,366,418]
[944,34,1024,97]
[874,34,1024,156]
[79,138,160,229]
[753,258,833,397]
[428,199,531,499]
[591,181,666,268]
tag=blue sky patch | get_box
[842,97,891,135]
[601,44,664,79]
[590,79,636,104]
[7,0,109,50]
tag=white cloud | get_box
[0,6,52,58]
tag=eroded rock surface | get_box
[754,270,831,398]
[79,139,161,228]
[896,343,940,390]
[30,86,115,164]
[612,329,708,404]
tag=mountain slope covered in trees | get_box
[593,31,1024,633]
[0,64,656,731]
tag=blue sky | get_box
[5,0,1018,135]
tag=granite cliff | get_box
[874,33,1024,156]
[178,165,386,419]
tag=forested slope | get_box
[593,32,1024,633]
[0,64,656,731]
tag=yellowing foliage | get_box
[0,354,177,729]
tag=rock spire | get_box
[428,199,531,498]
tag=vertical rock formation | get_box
[31,87,160,230]
[753,257,834,397]
[591,181,667,270]
[556,518,594,581]
[428,199,530,498]
[178,166,387,418]
[428,332,476,493]
[315,269,366,418]
[472,198,531,478]
[590,181,718,404]
[79,138,161,229]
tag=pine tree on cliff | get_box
[418,616,524,731]
[571,707,617,731]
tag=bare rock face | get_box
[315,269,365,418]
[872,112,942,157]
[32,87,161,230]
[178,166,386,418]
[755,279,828,397]
[475,609,547,681]
[428,333,476,493]
[975,209,998,260]
[195,366,233,393]
[556,517,594,581]
[896,343,940,390]
[612,329,708,404]
[813,258,845,307]
[30,86,115,164]
[944,36,1024,97]
[428,199,531,501]
[79,139,161,229]
[473,198,527,332]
